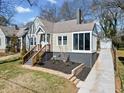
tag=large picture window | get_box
[73,34,78,50]
[85,33,90,50]
[73,32,90,51]
[79,33,84,50]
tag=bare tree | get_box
[92,0,123,46]
[40,4,58,22]
[0,0,15,25]
[59,1,75,21]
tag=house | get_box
[0,26,19,52]
[22,10,98,67]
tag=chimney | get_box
[15,24,19,30]
[77,8,82,24]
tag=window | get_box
[85,33,90,50]
[63,36,67,45]
[34,37,36,45]
[47,34,50,43]
[73,34,78,50]
[40,34,45,42]
[58,36,62,45]
[30,38,33,45]
[0,38,1,46]
[73,32,90,51]
[79,33,84,50]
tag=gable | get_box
[35,26,45,34]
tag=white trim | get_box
[72,30,92,34]
[90,31,92,52]
[71,50,93,53]
[34,17,45,26]
[35,25,45,34]
[92,31,97,37]
[57,35,67,46]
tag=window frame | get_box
[58,36,62,45]
[58,35,67,46]
[30,37,33,45]
[72,31,91,53]
[63,36,67,45]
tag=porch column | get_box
[20,37,23,50]
[37,34,41,50]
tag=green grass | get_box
[0,58,77,93]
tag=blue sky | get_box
[13,0,63,25]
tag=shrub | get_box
[21,46,27,58]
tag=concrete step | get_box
[73,79,80,85]
[67,74,74,80]
[70,76,77,82]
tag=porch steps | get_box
[70,76,77,82]
[24,58,32,65]
[73,79,80,85]
[68,75,80,85]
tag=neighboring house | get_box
[22,14,98,67]
[0,26,19,52]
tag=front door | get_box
[40,34,46,47]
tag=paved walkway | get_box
[77,49,115,93]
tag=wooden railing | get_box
[32,44,50,66]
[22,45,37,64]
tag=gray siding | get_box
[42,52,98,68]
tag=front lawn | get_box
[116,50,124,93]
[0,59,77,93]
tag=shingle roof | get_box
[53,19,95,33]
[40,19,54,33]
[16,28,28,37]
[0,26,19,37]
[38,18,95,33]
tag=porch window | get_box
[47,34,50,43]
[30,37,33,45]
[40,34,45,42]
[73,32,90,51]
[58,36,62,45]
[34,37,36,45]
[63,36,67,45]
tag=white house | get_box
[20,13,98,67]
[0,26,19,52]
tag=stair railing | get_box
[22,45,37,64]
[32,44,50,66]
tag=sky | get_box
[13,0,64,25]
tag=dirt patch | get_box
[0,52,9,57]
[37,60,81,74]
